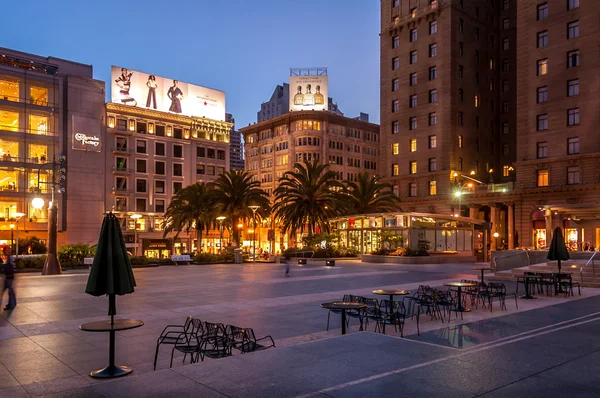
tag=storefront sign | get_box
[73,132,102,152]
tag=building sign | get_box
[72,133,102,152]
[110,66,226,121]
[289,68,328,112]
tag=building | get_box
[240,110,380,253]
[0,47,105,249]
[257,83,343,123]
[381,0,600,251]
[227,113,244,171]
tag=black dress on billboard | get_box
[146,81,157,109]
[168,86,183,113]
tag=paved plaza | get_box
[1,260,600,397]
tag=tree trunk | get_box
[196,221,203,254]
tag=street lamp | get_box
[131,214,142,256]
[493,232,500,250]
[216,216,226,253]
[248,205,260,262]
[454,190,463,217]
[12,212,25,258]
[9,224,14,255]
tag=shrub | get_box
[193,252,234,264]
[17,237,47,254]
[58,244,95,266]
[15,255,46,270]
[129,256,149,266]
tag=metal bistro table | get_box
[472,267,493,284]
[515,274,542,299]
[372,289,410,316]
[321,302,366,335]
[444,282,477,312]
[80,318,144,378]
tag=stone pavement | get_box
[0,260,599,396]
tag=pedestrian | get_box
[1,255,16,310]
[282,253,291,277]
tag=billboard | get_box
[289,75,328,112]
[110,66,226,121]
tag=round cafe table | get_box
[514,274,542,299]
[80,319,144,378]
[444,282,477,312]
[320,302,366,335]
[372,289,411,304]
[472,267,493,284]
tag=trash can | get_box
[234,248,243,264]
[325,260,335,267]
[298,258,307,265]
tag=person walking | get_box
[282,254,291,277]
[1,255,16,310]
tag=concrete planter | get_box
[361,254,477,264]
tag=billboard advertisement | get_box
[289,75,328,112]
[110,66,226,121]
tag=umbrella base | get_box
[90,364,133,378]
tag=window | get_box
[537,31,548,48]
[458,135,463,148]
[429,43,437,57]
[136,159,146,173]
[392,79,399,92]
[428,158,437,172]
[502,80,509,93]
[392,163,399,176]
[155,161,165,175]
[155,142,165,156]
[458,65,463,78]
[409,183,417,197]
[393,0,399,6]
[392,57,400,70]
[475,50,480,63]
[173,144,183,158]
[410,161,417,174]
[503,0,509,10]
[410,29,417,42]
[568,137,580,154]
[392,143,399,155]
[410,73,417,86]
[537,142,548,158]
[429,20,437,35]
[155,200,165,213]
[489,58,494,70]
[410,139,417,152]
[429,67,436,81]
[429,89,437,103]
[567,166,580,185]
[567,21,579,39]
[476,117,480,129]
[503,58,509,72]
[458,112,463,125]
[537,86,548,103]
[136,198,146,213]
[537,114,548,131]
[135,140,147,154]
[503,38,509,50]
[136,179,147,193]
[392,100,399,113]
[567,79,579,97]
[197,147,205,157]
[474,95,479,108]
[457,157,463,171]
[503,144,509,156]
[173,163,183,176]
[568,0,579,10]
[503,122,509,135]
[476,28,480,40]
[207,148,215,158]
[567,50,579,68]
[155,180,165,194]
[410,51,417,64]
[217,150,225,160]
[429,135,436,149]
[567,108,580,126]
[503,18,509,30]
[429,181,437,195]
[197,164,205,174]
[409,95,417,108]
[503,102,509,114]
[537,59,548,76]
[429,112,437,126]
[409,117,417,130]
[459,42,464,55]
[537,170,549,187]
[459,19,464,33]
[173,182,183,194]
[392,121,399,134]
[155,125,165,136]
[537,3,548,20]
[392,35,399,48]
[458,89,463,102]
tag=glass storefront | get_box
[0,140,19,161]
[0,110,19,132]
[0,79,19,102]
[29,114,48,135]
[28,143,49,163]
[0,169,18,191]
[30,86,48,106]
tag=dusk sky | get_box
[0,0,380,128]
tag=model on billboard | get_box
[167,80,184,113]
[146,75,158,109]
[114,68,137,106]
[303,84,315,106]
[314,85,325,105]
[293,86,304,105]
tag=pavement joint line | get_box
[294,314,600,398]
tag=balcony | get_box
[386,0,443,33]
[112,186,132,195]
[112,166,133,174]
[112,146,132,154]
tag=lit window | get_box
[537,59,548,75]
[392,143,399,155]
[474,95,479,108]
[567,50,579,68]
[410,161,417,174]
[489,58,494,70]
[0,110,19,132]
[503,165,510,177]
[567,79,579,97]
[0,79,19,103]
[410,138,417,152]
[458,135,463,148]
[29,115,48,135]
[567,108,580,126]
[537,142,548,159]
[567,21,579,39]
[429,180,437,196]
[567,166,580,185]
[537,3,548,21]
[537,170,549,187]
[392,163,399,176]
[568,137,579,154]
[30,86,48,106]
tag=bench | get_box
[171,254,192,265]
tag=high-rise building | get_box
[227,113,244,170]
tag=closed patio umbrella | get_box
[82,212,140,378]
[547,227,570,272]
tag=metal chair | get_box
[195,322,231,362]
[170,318,204,368]
[154,316,193,370]
[326,294,351,330]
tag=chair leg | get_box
[327,311,331,331]
[153,343,161,371]
[170,347,176,368]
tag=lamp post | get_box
[12,212,25,258]
[9,224,14,255]
[248,205,260,262]
[131,214,142,256]
[493,232,500,251]
[216,216,226,253]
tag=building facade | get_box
[227,113,244,171]
[381,0,600,251]
[240,110,380,253]
[0,47,105,250]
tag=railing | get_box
[0,156,50,164]
[580,251,597,288]
[492,250,530,272]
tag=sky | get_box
[0,0,381,128]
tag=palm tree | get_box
[208,170,270,246]
[343,172,401,215]
[273,160,344,240]
[162,183,213,254]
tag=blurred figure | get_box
[282,253,291,277]
[1,255,16,310]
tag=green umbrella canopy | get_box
[86,213,136,297]
[547,227,570,262]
